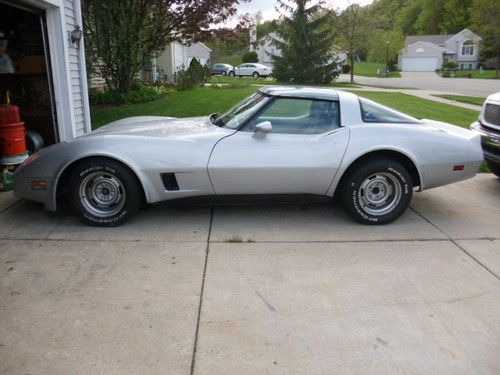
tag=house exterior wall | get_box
[187,43,211,65]
[156,45,174,80]
[25,0,91,140]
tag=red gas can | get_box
[0,94,27,157]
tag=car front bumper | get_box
[470,121,500,165]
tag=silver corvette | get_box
[13,87,483,226]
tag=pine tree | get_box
[272,0,342,84]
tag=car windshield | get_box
[214,92,270,129]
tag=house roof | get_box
[405,34,451,46]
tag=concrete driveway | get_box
[1,174,499,374]
[339,72,500,97]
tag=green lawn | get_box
[353,61,401,78]
[351,91,480,128]
[91,87,256,129]
[432,94,485,106]
[207,75,361,88]
[438,69,499,79]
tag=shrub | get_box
[442,60,458,70]
[242,51,258,63]
[89,85,168,105]
[175,59,211,91]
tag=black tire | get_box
[341,158,413,225]
[487,160,500,178]
[222,71,227,76]
[67,158,142,227]
[229,71,235,77]
[252,71,259,78]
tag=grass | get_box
[91,87,256,128]
[438,69,499,79]
[224,235,255,243]
[207,75,361,88]
[351,91,480,128]
[431,94,485,106]
[353,61,401,78]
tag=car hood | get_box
[89,116,221,138]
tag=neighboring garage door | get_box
[401,57,439,72]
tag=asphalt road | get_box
[339,72,500,97]
[1,174,499,374]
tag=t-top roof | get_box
[258,86,340,101]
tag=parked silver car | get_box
[211,63,233,76]
[470,91,500,177]
[229,63,272,78]
[13,87,483,226]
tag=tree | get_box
[334,3,368,82]
[242,51,258,63]
[83,0,245,93]
[470,0,500,78]
[272,0,342,83]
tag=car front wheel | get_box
[67,158,142,227]
[341,158,413,224]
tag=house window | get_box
[461,40,474,56]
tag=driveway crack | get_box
[190,206,214,375]
[410,206,499,280]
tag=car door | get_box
[208,97,350,195]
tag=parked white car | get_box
[229,63,272,78]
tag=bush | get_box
[342,64,351,74]
[242,51,258,63]
[442,60,458,70]
[175,59,211,91]
[89,85,168,105]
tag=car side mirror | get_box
[253,121,272,139]
[209,113,220,123]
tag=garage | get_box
[0,0,90,171]
[401,57,439,72]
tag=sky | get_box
[233,0,374,24]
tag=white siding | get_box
[63,0,87,136]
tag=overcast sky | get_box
[233,0,374,24]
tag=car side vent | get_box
[161,173,179,191]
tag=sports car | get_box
[13,87,484,226]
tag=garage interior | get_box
[0,0,57,150]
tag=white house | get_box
[398,29,482,72]
[153,41,212,82]
[254,32,347,68]
[0,0,91,145]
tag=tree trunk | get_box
[350,54,354,83]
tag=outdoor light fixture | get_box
[71,25,82,45]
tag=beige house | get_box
[398,29,482,72]
[152,41,212,82]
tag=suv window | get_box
[244,98,340,134]
[359,98,420,123]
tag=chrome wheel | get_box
[79,172,126,218]
[358,172,402,216]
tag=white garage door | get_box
[401,57,439,72]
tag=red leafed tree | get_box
[83,0,248,92]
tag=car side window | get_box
[359,98,420,123]
[244,98,340,134]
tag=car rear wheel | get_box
[229,71,235,77]
[222,71,227,76]
[68,158,142,227]
[341,158,413,224]
[252,71,260,78]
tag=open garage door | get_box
[401,57,439,72]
